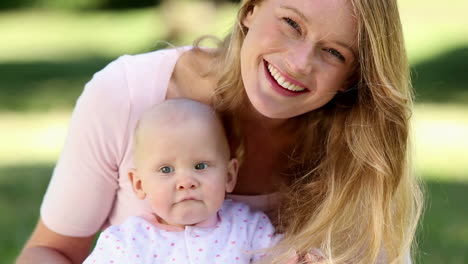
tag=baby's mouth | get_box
[178,196,198,203]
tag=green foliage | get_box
[0,58,112,111]
[0,0,34,10]
[412,46,468,104]
[0,0,160,11]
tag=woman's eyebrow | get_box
[280,5,356,57]
[279,5,309,23]
[280,5,352,45]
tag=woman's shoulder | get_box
[83,46,191,108]
[118,46,191,73]
[102,46,191,89]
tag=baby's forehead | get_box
[133,100,231,163]
[140,100,219,129]
[135,99,226,142]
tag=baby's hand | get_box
[303,248,326,262]
[286,248,326,263]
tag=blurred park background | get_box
[0,0,467,263]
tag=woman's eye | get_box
[194,163,208,170]
[325,48,346,62]
[283,17,301,34]
[159,166,174,174]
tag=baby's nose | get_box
[176,176,199,190]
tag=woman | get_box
[18,0,422,263]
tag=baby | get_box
[83,99,280,264]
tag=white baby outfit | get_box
[83,200,281,264]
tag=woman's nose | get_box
[176,175,199,190]
[285,43,315,76]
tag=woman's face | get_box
[240,0,357,119]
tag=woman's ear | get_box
[242,5,259,29]
[128,169,146,199]
[225,158,239,193]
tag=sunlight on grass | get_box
[1,105,467,182]
[0,9,163,61]
[0,4,237,62]
[413,104,468,181]
[399,0,468,63]
[0,112,70,165]
[1,0,467,63]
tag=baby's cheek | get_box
[204,188,225,208]
[148,196,169,213]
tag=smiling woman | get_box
[18,0,422,263]
[238,0,357,119]
[197,0,422,262]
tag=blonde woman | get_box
[18,0,422,263]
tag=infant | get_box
[83,99,280,264]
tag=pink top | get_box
[40,47,279,237]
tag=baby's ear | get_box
[225,158,239,193]
[128,169,146,199]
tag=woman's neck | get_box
[239,100,298,137]
[168,49,218,103]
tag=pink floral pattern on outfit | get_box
[83,200,281,264]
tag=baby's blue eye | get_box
[159,166,174,174]
[194,163,208,170]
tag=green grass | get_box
[0,164,53,264]
[417,179,468,263]
[399,0,468,64]
[413,105,468,181]
[1,1,468,263]
[0,9,162,61]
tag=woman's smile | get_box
[264,59,310,97]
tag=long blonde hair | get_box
[194,0,423,263]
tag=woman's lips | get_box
[263,60,309,97]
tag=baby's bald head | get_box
[133,99,230,167]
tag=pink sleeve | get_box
[40,57,131,237]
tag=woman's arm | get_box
[16,57,130,264]
[17,219,95,264]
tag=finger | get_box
[304,252,320,262]
[304,250,326,263]
[285,254,299,264]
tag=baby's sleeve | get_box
[83,217,155,264]
[40,57,131,237]
[248,211,283,262]
[82,226,123,264]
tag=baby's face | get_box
[132,117,237,227]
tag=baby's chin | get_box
[169,210,210,227]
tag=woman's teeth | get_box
[267,63,306,92]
